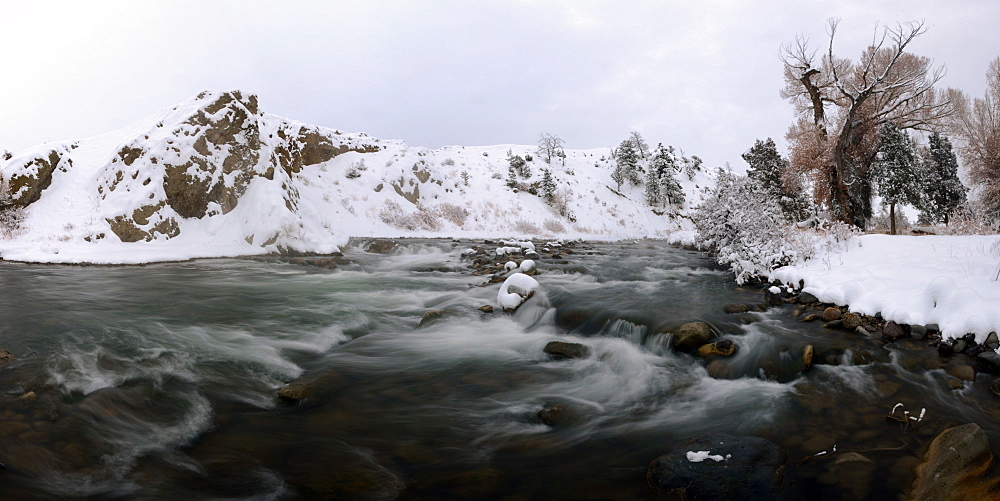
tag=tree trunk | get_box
[890,202,897,235]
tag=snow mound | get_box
[497,273,539,311]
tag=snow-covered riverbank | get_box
[772,234,1000,342]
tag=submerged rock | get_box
[646,433,786,499]
[0,349,13,364]
[543,341,591,360]
[724,303,749,314]
[909,423,999,500]
[277,369,345,401]
[418,310,444,328]
[537,405,577,426]
[670,322,716,353]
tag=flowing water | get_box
[1,240,1000,499]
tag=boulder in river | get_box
[798,292,818,304]
[363,239,399,254]
[277,369,345,402]
[543,341,591,360]
[646,433,786,499]
[909,423,999,500]
[697,339,736,358]
[670,322,716,353]
[0,349,13,364]
[536,405,578,426]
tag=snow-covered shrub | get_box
[942,201,997,235]
[379,200,440,231]
[441,158,455,166]
[436,203,469,226]
[513,219,541,235]
[870,206,912,234]
[543,219,565,233]
[0,176,23,237]
[345,159,366,179]
[694,170,803,284]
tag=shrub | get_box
[436,203,469,226]
[513,219,541,234]
[379,200,440,231]
[543,219,566,233]
[442,158,455,166]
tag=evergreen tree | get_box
[541,168,556,203]
[920,133,967,225]
[742,138,811,221]
[644,144,684,207]
[644,165,661,205]
[613,138,642,188]
[872,123,925,234]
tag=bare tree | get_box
[537,133,565,164]
[628,131,650,159]
[781,19,951,228]
[950,57,1000,217]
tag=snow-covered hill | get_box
[0,90,713,263]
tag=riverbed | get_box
[1,239,998,499]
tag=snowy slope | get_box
[0,90,713,263]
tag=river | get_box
[1,239,998,499]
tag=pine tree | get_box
[644,166,661,205]
[644,144,684,207]
[541,168,556,203]
[613,138,641,188]
[872,124,925,235]
[920,133,966,225]
[742,138,811,221]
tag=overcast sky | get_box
[1,1,997,169]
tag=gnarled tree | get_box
[781,19,951,228]
[950,57,1000,218]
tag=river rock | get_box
[883,321,907,342]
[910,324,927,339]
[537,405,575,426]
[798,292,818,304]
[17,391,36,401]
[946,378,965,390]
[764,291,783,307]
[479,305,494,313]
[363,239,399,254]
[986,332,1000,351]
[946,364,976,382]
[819,452,876,499]
[543,341,591,359]
[0,349,13,364]
[821,307,841,322]
[953,339,968,353]
[697,339,736,358]
[841,312,862,330]
[909,423,999,500]
[724,303,749,314]
[670,322,716,353]
[802,345,814,372]
[418,310,444,327]
[277,369,345,401]
[646,433,786,499]
[800,314,820,322]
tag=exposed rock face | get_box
[670,322,716,353]
[910,423,999,500]
[4,149,67,208]
[647,433,786,499]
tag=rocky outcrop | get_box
[4,148,67,208]
[647,433,786,499]
[909,423,1000,500]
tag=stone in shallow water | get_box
[543,341,591,359]
[646,433,786,499]
[821,307,842,322]
[670,322,716,353]
[910,423,999,500]
[724,303,749,314]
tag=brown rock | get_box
[946,364,976,382]
[670,322,716,353]
[724,303,750,314]
[364,239,399,254]
[0,349,13,364]
[17,391,36,401]
[802,345,814,372]
[277,369,345,401]
[883,321,907,342]
[800,314,820,322]
[537,405,576,426]
[697,339,736,358]
[478,305,494,313]
[418,310,443,328]
[543,341,591,359]
[946,378,965,390]
[841,312,862,330]
[910,423,999,500]
[821,307,842,322]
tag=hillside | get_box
[0,90,713,263]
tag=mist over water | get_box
[1,240,998,499]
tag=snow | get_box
[772,234,1000,342]
[497,273,539,311]
[519,259,535,274]
[686,450,730,462]
[0,90,715,264]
